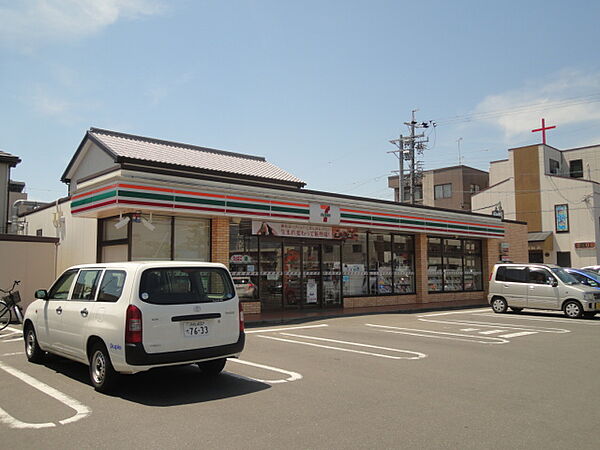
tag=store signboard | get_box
[252,221,333,239]
[554,204,569,232]
[574,242,595,249]
[309,204,341,225]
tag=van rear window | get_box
[139,268,235,304]
[496,266,527,283]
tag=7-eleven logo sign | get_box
[310,203,340,225]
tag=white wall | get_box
[24,202,97,273]
[561,144,600,182]
[471,178,516,219]
[489,159,511,186]
[69,142,118,193]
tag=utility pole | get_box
[389,110,431,204]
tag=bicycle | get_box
[0,280,24,331]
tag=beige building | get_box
[388,165,489,211]
[472,143,600,267]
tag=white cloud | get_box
[473,69,600,140]
[0,0,164,49]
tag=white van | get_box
[23,261,245,392]
[488,263,600,319]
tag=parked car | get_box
[232,277,258,299]
[23,261,245,393]
[488,263,600,319]
[581,265,600,274]
[564,268,600,290]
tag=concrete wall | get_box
[489,159,510,186]
[23,201,97,273]
[471,178,516,219]
[69,142,118,193]
[0,234,59,311]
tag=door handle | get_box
[56,306,62,315]
[80,308,89,318]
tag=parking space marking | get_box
[258,333,427,360]
[366,323,509,344]
[0,352,24,357]
[0,361,90,429]
[478,330,505,335]
[473,313,600,325]
[227,358,302,384]
[1,337,23,343]
[499,331,538,338]
[418,318,570,334]
[461,328,479,332]
[246,324,328,334]
[418,309,490,318]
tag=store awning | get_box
[528,231,552,242]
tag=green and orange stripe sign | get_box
[71,183,504,238]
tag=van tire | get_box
[24,325,45,363]
[509,307,523,313]
[89,343,118,393]
[491,297,508,313]
[563,300,583,319]
[197,358,226,377]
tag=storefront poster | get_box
[306,279,318,303]
[252,221,358,240]
[554,204,569,232]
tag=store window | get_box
[393,235,414,293]
[427,237,483,292]
[434,183,452,199]
[229,219,259,299]
[174,217,210,261]
[368,234,392,294]
[132,216,172,261]
[342,232,369,296]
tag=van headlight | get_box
[584,292,595,301]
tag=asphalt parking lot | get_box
[1,307,599,449]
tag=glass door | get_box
[302,244,321,308]
[283,244,302,308]
[322,243,341,307]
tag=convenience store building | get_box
[23,128,527,315]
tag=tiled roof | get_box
[87,128,305,186]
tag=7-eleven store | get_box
[31,128,527,315]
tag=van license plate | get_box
[183,321,209,337]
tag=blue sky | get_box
[1,0,600,202]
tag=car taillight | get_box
[125,305,142,344]
[239,301,244,332]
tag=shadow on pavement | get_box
[41,355,270,406]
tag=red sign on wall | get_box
[574,242,595,249]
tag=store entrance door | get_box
[302,244,321,308]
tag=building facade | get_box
[23,128,527,314]
[0,150,21,234]
[472,143,600,267]
[388,165,489,211]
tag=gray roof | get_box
[86,128,305,186]
[0,149,21,167]
[528,231,552,242]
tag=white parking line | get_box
[366,324,509,344]
[474,313,600,325]
[0,361,90,429]
[0,352,24,357]
[499,331,538,338]
[227,358,302,384]
[245,324,328,334]
[418,309,490,318]
[1,337,23,343]
[419,318,570,334]
[479,330,505,335]
[259,333,427,360]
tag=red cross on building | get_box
[531,118,556,145]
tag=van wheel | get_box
[509,307,523,313]
[89,343,118,393]
[563,301,583,319]
[491,297,508,313]
[24,325,45,363]
[197,358,226,377]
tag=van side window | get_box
[97,270,127,302]
[48,269,79,300]
[497,266,527,283]
[72,270,102,300]
[528,268,552,285]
